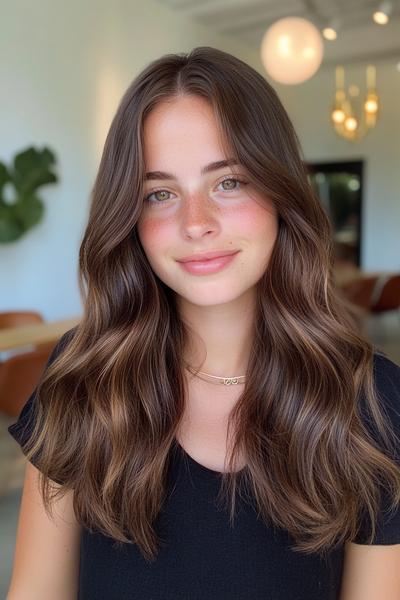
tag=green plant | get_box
[0,146,58,243]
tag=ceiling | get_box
[156,0,400,66]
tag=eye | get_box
[143,176,249,204]
[144,189,174,204]
[216,176,248,192]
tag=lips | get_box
[177,250,239,263]
[177,251,239,275]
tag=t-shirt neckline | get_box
[172,439,246,477]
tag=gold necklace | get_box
[184,363,246,386]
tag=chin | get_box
[177,285,250,307]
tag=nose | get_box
[179,193,220,240]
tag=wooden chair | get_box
[0,311,56,417]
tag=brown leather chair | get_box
[0,311,56,417]
[0,310,44,329]
[339,273,400,344]
[339,275,379,310]
[0,342,57,417]
[370,274,400,314]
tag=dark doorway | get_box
[307,160,363,268]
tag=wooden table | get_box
[0,316,81,353]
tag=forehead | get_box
[144,95,214,127]
[142,96,231,170]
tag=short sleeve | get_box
[352,351,400,544]
[7,327,77,475]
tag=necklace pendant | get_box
[223,377,239,385]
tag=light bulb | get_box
[332,109,346,123]
[323,27,337,40]
[344,116,358,132]
[260,17,324,84]
[373,1,392,24]
[373,11,389,23]
[365,98,378,113]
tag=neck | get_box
[178,289,256,377]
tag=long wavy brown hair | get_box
[22,46,400,561]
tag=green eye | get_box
[145,189,172,203]
[218,177,248,192]
[144,177,248,204]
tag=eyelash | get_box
[143,177,249,204]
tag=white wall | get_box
[0,0,258,321]
[1,1,399,323]
[265,59,400,271]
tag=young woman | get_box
[7,46,400,599]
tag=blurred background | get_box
[1,0,399,594]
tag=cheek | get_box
[228,201,278,240]
[137,216,172,256]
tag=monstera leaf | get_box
[0,146,58,243]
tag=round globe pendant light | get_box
[261,17,324,84]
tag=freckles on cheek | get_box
[137,216,172,253]
[230,202,276,235]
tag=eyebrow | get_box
[144,159,240,181]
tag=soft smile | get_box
[176,251,240,275]
[177,249,240,263]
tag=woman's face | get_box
[137,94,279,308]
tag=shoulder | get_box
[351,351,400,546]
[341,541,400,599]
[359,352,400,435]
[36,326,78,370]
[7,326,78,454]
[51,326,77,358]
[372,351,400,395]
[370,351,400,437]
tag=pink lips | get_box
[177,250,240,275]
[177,249,239,263]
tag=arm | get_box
[6,461,82,600]
[339,540,400,600]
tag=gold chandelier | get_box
[331,65,379,141]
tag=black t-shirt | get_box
[8,331,400,599]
